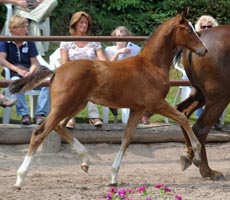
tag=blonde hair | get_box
[195,15,219,32]
[69,11,92,35]
[111,26,132,36]
[8,15,28,30]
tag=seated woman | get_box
[60,11,106,128]
[0,15,50,125]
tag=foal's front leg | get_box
[110,110,142,186]
[157,100,201,167]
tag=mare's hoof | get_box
[212,173,225,181]
[180,155,192,171]
[202,170,225,181]
[81,164,89,173]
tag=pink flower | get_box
[117,188,127,198]
[137,185,147,193]
[154,183,164,189]
[105,192,113,199]
[175,195,183,200]
[127,188,135,194]
[110,187,117,193]
[164,186,172,192]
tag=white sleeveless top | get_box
[60,41,102,61]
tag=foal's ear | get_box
[182,7,190,18]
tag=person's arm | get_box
[27,57,39,76]
[96,48,107,61]
[105,46,130,61]
[111,48,130,61]
[0,52,29,76]
[60,48,69,65]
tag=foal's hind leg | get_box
[14,114,60,189]
[14,101,85,189]
[54,127,89,173]
[110,110,142,186]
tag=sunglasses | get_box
[200,25,212,29]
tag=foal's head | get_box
[174,8,207,56]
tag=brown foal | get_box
[10,9,207,189]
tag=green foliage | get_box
[0,4,6,33]
[49,0,230,36]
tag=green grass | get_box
[1,41,230,125]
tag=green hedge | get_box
[1,0,230,36]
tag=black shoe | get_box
[22,115,31,125]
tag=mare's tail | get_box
[9,66,54,94]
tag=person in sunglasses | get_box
[195,15,218,32]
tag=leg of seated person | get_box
[11,76,31,125]
[13,0,58,55]
[35,87,50,125]
[109,108,118,123]
[88,102,103,127]
[16,92,31,125]
[14,0,58,23]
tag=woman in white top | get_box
[60,11,106,128]
[104,26,131,123]
[105,26,132,61]
[105,26,151,124]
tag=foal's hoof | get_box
[81,163,89,173]
[13,184,21,191]
[192,157,200,168]
[109,182,118,187]
[180,155,192,171]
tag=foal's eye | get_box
[187,29,193,34]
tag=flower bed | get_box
[98,184,183,200]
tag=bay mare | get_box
[9,9,207,189]
[174,25,230,181]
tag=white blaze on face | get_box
[188,20,207,49]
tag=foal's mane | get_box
[141,13,184,52]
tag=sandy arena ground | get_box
[0,140,229,200]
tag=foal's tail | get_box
[9,66,54,94]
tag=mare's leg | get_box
[177,95,227,180]
[110,110,142,186]
[156,100,201,166]
[192,102,227,180]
